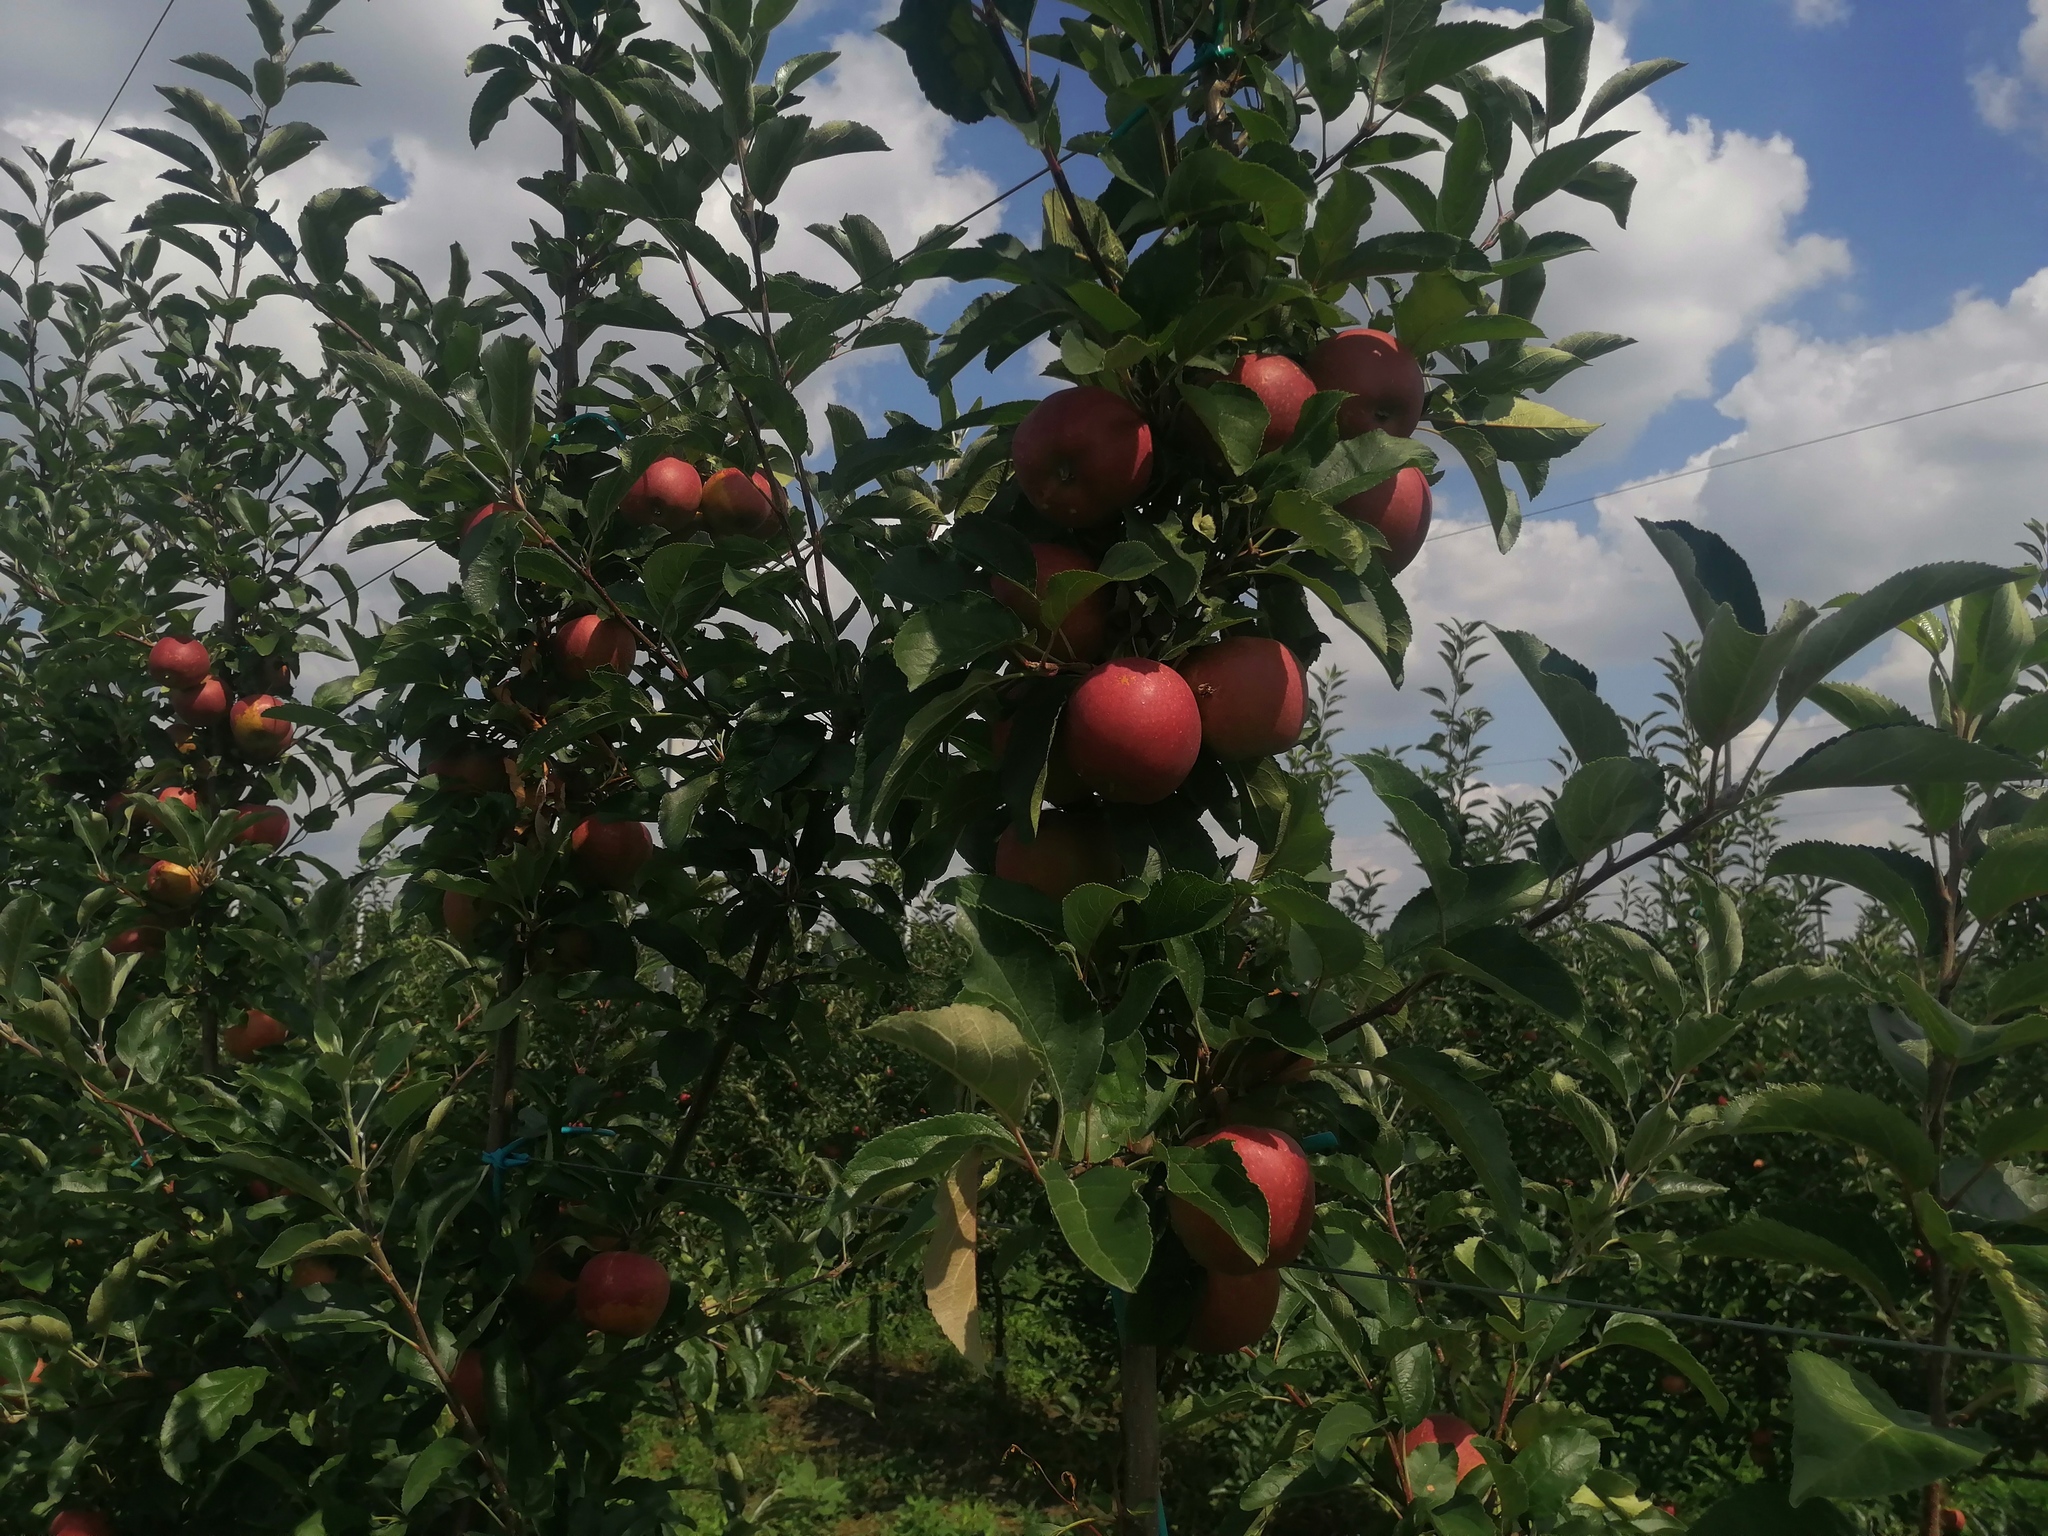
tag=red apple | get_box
[993,808,1121,902]
[700,468,778,537]
[148,635,211,689]
[105,926,164,956]
[0,1358,47,1399]
[170,676,229,726]
[992,544,1109,662]
[290,1257,337,1289]
[620,457,704,533]
[145,860,203,909]
[1340,466,1433,574]
[554,614,637,681]
[576,1250,671,1336]
[570,817,652,890]
[233,803,290,848]
[523,1264,575,1307]
[990,716,1091,805]
[1943,1509,1967,1534]
[1179,637,1306,760]
[1228,354,1317,452]
[1062,659,1202,804]
[533,924,598,974]
[463,503,510,540]
[1185,1267,1282,1353]
[223,1009,288,1061]
[229,695,293,761]
[1402,1413,1486,1493]
[1168,1125,1316,1274]
[49,1513,114,1536]
[1307,328,1426,439]
[157,786,201,814]
[442,889,487,945]
[1012,387,1154,529]
[423,745,507,794]
[450,1348,488,1423]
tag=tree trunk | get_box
[1117,1343,1160,1535]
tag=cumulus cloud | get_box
[1969,0,2048,138]
[1787,0,1851,27]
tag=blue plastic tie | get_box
[547,411,627,447]
[558,1124,618,1138]
[480,1138,532,1203]
[1158,1501,1170,1536]
[1300,1131,1340,1154]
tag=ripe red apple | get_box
[423,745,506,794]
[49,1512,114,1536]
[576,1250,671,1336]
[229,695,293,761]
[554,614,637,681]
[170,676,229,726]
[232,803,290,848]
[1185,1267,1282,1353]
[571,817,652,890]
[0,1358,47,1399]
[145,860,203,909]
[105,926,164,956]
[462,503,513,540]
[523,1264,575,1307]
[1660,1373,1691,1395]
[532,924,598,974]
[1168,1125,1316,1274]
[1228,354,1317,452]
[148,635,211,689]
[450,1348,488,1423]
[290,1257,337,1289]
[992,544,1110,662]
[1943,1509,1967,1534]
[993,808,1121,902]
[1179,637,1306,760]
[620,457,704,533]
[157,786,201,814]
[1012,387,1154,529]
[1402,1413,1486,1492]
[1062,659,1202,804]
[990,715,1091,805]
[1307,328,1425,439]
[700,467,778,537]
[223,1009,288,1061]
[1340,466,1433,575]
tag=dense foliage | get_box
[7,3,2048,1536]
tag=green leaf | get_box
[842,1113,1015,1200]
[1955,578,2035,718]
[297,185,390,283]
[1437,425,1519,551]
[1587,922,1687,1015]
[879,0,1007,124]
[1515,129,1632,215]
[1374,1047,1523,1220]
[958,908,1104,1133]
[1688,600,1817,746]
[1640,518,1765,633]
[1563,160,1636,226]
[160,1367,269,1480]
[1580,58,1687,131]
[1777,561,2013,713]
[1548,1073,1617,1164]
[254,120,326,175]
[1767,725,2041,795]
[403,1435,473,1512]
[1765,842,1943,952]
[114,998,182,1083]
[1164,146,1309,228]
[480,333,539,474]
[1788,1352,1991,1504]
[1469,399,1599,462]
[1432,925,1583,1021]
[1967,827,2048,922]
[1553,756,1663,860]
[1989,955,2048,1020]
[1693,1213,1906,1316]
[1180,381,1269,475]
[1691,1483,1854,1535]
[1266,490,1370,572]
[0,894,48,1003]
[866,1005,1038,1126]
[1436,113,1492,240]
[1723,1084,1939,1188]
[1384,20,1558,99]
[1164,1141,1268,1266]
[336,351,461,448]
[1491,627,1631,762]
[1598,1315,1727,1414]
[1985,690,2048,753]
[893,591,1025,688]
[1731,964,1865,1017]
[254,1224,373,1268]
[1541,0,1595,120]
[1041,1163,1152,1291]
[1809,680,1920,730]
[659,777,714,848]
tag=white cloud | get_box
[1970,0,2048,138]
[1787,0,1850,27]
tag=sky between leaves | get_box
[5,0,2048,903]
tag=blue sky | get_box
[6,0,2048,886]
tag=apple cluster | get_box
[1167,1126,1317,1353]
